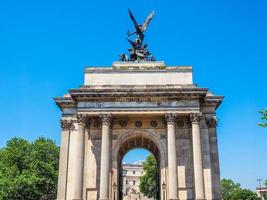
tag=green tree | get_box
[139,154,157,199]
[221,179,259,200]
[259,109,267,127]
[265,179,267,186]
[0,137,59,200]
[231,188,259,200]
[221,179,241,200]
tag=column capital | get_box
[60,119,72,130]
[164,113,177,124]
[206,115,217,128]
[190,113,201,124]
[77,114,90,128]
[100,113,113,126]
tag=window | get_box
[133,180,136,185]
[133,171,135,174]
[126,180,128,184]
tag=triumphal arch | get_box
[55,10,223,200]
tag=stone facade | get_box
[54,61,223,200]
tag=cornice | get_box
[84,66,192,73]
[54,97,76,110]
[54,86,223,111]
[68,87,208,101]
[202,95,224,109]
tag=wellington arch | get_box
[55,60,223,200]
[54,8,223,200]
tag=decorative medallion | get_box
[150,121,158,127]
[177,120,185,127]
[119,121,127,128]
[135,121,142,127]
[94,120,101,128]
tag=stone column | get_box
[206,116,221,199]
[57,119,72,200]
[165,113,179,200]
[72,114,88,200]
[200,117,213,199]
[99,114,112,200]
[190,113,205,200]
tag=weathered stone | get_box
[54,62,223,200]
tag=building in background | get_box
[256,186,267,200]
[122,163,152,200]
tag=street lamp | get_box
[162,181,166,200]
[257,179,263,200]
[113,182,117,200]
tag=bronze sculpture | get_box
[119,9,156,62]
[127,9,155,44]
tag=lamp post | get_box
[257,179,263,200]
[113,182,117,200]
[162,181,166,200]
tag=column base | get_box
[99,199,109,200]
[168,198,179,200]
[72,199,84,200]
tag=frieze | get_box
[150,121,158,127]
[74,96,202,102]
[94,120,101,128]
[119,120,127,128]
[177,119,185,127]
[135,121,142,127]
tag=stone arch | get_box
[112,130,167,200]
[112,130,167,169]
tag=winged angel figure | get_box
[127,9,155,43]
[119,9,156,62]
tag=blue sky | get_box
[0,0,266,190]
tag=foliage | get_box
[221,179,259,200]
[231,188,259,200]
[0,137,59,200]
[139,154,157,199]
[221,179,241,199]
[265,179,267,186]
[259,109,267,127]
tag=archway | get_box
[113,131,166,200]
[120,148,159,200]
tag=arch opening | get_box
[116,134,161,200]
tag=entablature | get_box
[68,86,208,102]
